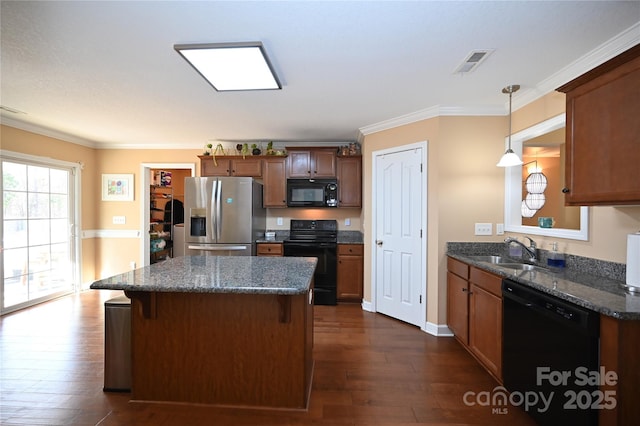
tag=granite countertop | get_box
[90,255,317,295]
[447,249,640,320]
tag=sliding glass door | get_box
[1,156,79,314]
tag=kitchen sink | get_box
[466,255,510,264]
[495,263,549,272]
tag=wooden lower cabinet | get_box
[337,244,363,302]
[598,315,640,426]
[447,256,502,382]
[257,243,283,257]
[447,270,469,343]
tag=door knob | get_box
[376,240,383,247]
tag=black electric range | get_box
[283,220,337,305]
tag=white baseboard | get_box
[361,300,374,312]
[424,322,454,337]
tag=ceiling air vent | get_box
[453,49,494,74]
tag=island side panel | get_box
[128,290,313,409]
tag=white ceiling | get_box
[1,1,639,149]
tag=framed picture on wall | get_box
[102,173,134,201]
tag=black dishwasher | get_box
[502,279,600,426]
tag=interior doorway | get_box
[371,141,427,328]
[140,163,195,266]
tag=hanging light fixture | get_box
[521,200,537,218]
[525,160,548,194]
[525,192,546,210]
[497,84,523,167]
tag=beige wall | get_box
[362,116,506,325]
[361,91,640,328]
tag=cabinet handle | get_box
[562,187,570,193]
[462,288,468,292]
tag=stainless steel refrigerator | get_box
[184,177,265,256]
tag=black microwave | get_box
[287,179,338,207]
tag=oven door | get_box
[283,242,337,305]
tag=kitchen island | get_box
[90,255,317,410]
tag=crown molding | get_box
[361,23,640,137]
[1,115,100,148]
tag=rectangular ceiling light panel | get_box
[175,42,281,91]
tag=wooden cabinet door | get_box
[256,243,283,256]
[312,150,337,178]
[288,151,312,178]
[469,283,502,380]
[263,157,287,208]
[447,271,469,344]
[336,156,362,208]
[558,45,640,205]
[287,149,336,178]
[200,157,230,176]
[337,244,363,302]
[231,158,262,177]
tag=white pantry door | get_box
[374,146,424,326]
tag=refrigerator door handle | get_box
[216,179,222,240]
[210,179,218,241]
[187,245,249,251]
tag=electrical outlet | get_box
[276,217,283,226]
[345,218,351,226]
[113,216,126,225]
[474,223,492,236]
[129,261,136,270]
[496,223,504,235]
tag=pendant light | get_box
[497,84,523,167]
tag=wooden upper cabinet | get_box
[231,158,262,177]
[200,156,230,176]
[336,156,362,208]
[199,156,262,177]
[287,148,336,178]
[557,44,640,205]
[263,157,287,208]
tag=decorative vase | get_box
[252,148,261,156]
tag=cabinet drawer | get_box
[447,257,469,280]
[337,244,363,255]
[470,266,502,297]
[257,243,283,256]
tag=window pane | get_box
[50,219,69,244]
[28,165,49,193]
[3,247,28,279]
[50,169,68,194]
[51,243,71,281]
[28,193,50,218]
[2,162,27,191]
[50,194,68,218]
[29,245,51,274]
[3,220,28,249]
[3,191,27,219]
[28,219,50,246]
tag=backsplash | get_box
[446,242,626,282]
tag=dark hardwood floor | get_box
[0,290,536,425]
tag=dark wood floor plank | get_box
[0,290,536,425]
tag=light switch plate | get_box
[276,217,283,226]
[496,223,504,235]
[345,218,351,226]
[475,223,492,236]
[113,216,126,225]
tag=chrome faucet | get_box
[505,236,538,262]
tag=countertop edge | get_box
[447,253,640,321]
